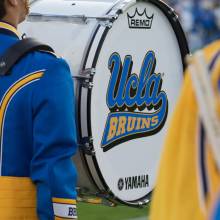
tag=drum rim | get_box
[76,0,190,207]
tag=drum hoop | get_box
[146,0,190,69]
[76,0,189,207]
[75,1,122,198]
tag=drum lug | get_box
[78,136,95,156]
[74,76,93,89]
[81,68,96,76]
[73,68,96,89]
[137,199,150,207]
[84,81,94,89]
[96,14,119,28]
[99,20,113,28]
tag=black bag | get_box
[0,38,54,76]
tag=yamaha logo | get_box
[118,175,149,191]
[118,178,124,191]
[127,8,154,29]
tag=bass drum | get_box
[20,0,189,207]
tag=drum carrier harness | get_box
[0,38,54,76]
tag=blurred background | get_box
[167,0,220,51]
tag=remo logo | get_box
[101,51,168,152]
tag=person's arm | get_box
[31,57,78,220]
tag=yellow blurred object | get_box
[150,40,220,220]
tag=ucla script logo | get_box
[101,51,168,152]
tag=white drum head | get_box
[79,0,189,205]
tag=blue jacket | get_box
[0,21,77,219]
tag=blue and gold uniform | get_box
[150,40,220,220]
[0,21,77,219]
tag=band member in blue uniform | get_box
[0,0,78,219]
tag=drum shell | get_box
[20,0,189,206]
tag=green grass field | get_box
[77,202,149,220]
